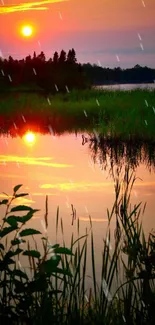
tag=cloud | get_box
[78,47,155,56]
[0,155,73,168]
[0,193,35,205]
[0,194,13,199]
[135,182,155,187]
[40,182,113,192]
[32,192,60,196]
[79,217,108,222]
[0,0,68,14]
[12,197,35,205]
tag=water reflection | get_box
[0,127,155,287]
[0,115,88,137]
[82,133,155,172]
[24,131,36,146]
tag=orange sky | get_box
[0,0,155,67]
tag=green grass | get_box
[0,167,155,324]
[0,88,155,140]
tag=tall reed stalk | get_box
[0,169,154,324]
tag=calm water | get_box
[96,83,155,91]
[0,132,155,284]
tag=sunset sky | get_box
[0,0,155,68]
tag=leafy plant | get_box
[0,173,155,325]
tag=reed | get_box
[0,168,154,324]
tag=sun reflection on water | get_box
[24,131,36,146]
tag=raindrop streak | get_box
[85,206,89,214]
[116,54,120,62]
[21,115,26,123]
[55,84,59,92]
[48,125,55,138]
[65,85,70,93]
[137,33,142,41]
[47,98,51,105]
[102,279,112,302]
[8,75,12,82]
[18,261,22,269]
[96,99,100,106]
[122,315,126,323]
[13,122,17,130]
[4,139,8,146]
[97,60,102,67]
[140,43,144,51]
[93,129,100,144]
[33,68,37,75]
[59,11,63,20]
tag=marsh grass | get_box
[0,89,155,139]
[0,168,155,324]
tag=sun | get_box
[24,132,36,145]
[21,25,33,37]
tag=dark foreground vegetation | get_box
[0,49,155,93]
[0,168,155,325]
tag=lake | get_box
[0,130,155,286]
[95,83,155,91]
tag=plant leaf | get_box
[0,258,15,270]
[12,269,28,280]
[19,228,41,237]
[5,216,19,227]
[14,279,26,293]
[27,277,48,292]
[54,247,73,255]
[53,266,73,276]
[21,210,39,223]
[5,248,23,258]
[11,238,26,246]
[15,193,29,198]
[23,250,41,258]
[40,256,61,274]
[47,244,60,249]
[0,243,4,250]
[0,199,9,205]
[10,205,33,212]
[13,184,23,193]
[0,226,17,238]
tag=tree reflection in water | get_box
[82,133,155,174]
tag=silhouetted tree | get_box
[37,51,46,62]
[67,48,77,64]
[59,50,66,64]
[33,51,36,60]
[25,55,31,64]
[53,51,59,64]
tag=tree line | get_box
[0,49,90,93]
[0,49,155,93]
[83,63,155,85]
